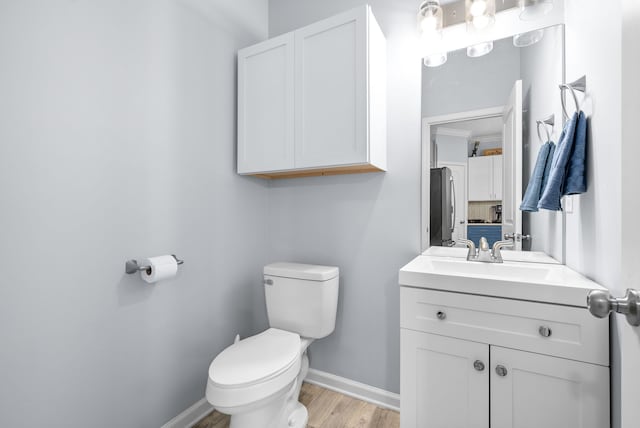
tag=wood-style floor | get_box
[193,382,400,428]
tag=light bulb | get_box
[465,0,495,32]
[469,0,487,17]
[518,0,554,21]
[420,13,439,33]
[418,1,443,39]
[473,15,490,29]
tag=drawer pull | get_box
[495,365,508,377]
[473,360,485,371]
[538,326,552,337]
[436,311,446,320]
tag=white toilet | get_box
[206,262,339,428]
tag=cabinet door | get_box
[401,329,489,428]
[492,155,503,200]
[237,33,295,174]
[294,7,367,169]
[490,346,610,428]
[468,156,492,201]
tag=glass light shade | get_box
[418,1,443,39]
[465,0,495,31]
[467,41,494,58]
[518,0,554,21]
[424,52,448,67]
[513,29,544,47]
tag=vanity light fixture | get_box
[467,41,494,58]
[465,0,496,31]
[513,29,544,47]
[419,1,447,66]
[418,0,444,39]
[518,0,554,21]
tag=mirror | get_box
[421,25,565,261]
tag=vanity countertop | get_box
[400,248,606,307]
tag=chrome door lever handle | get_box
[587,289,640,326]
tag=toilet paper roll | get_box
[141,255,178,284]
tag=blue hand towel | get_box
[538,112,579,211]
[563,111,587,195]
[520,142,555,212]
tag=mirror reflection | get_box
[422,24,565,260]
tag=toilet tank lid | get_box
[264,262,339,281]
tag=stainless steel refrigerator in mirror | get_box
[430,167,455,247]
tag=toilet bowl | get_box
[205,262,339,428]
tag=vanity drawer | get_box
[400,287,609,366]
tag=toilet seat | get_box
[206,328,302,410]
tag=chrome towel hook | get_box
[536,114,555,143]
[559,75,586,119]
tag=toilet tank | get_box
[264,262,339,339]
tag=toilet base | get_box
[287,402,309,428]
[227,350,311,428]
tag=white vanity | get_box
[399,248,610,428]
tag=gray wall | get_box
[519,25,564,257]
[0,1,269,427]
[435,134,468,164]
[564,1,623,426]
[268,0,422,393]
[422,37,521,118]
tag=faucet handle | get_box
[455,239,477,259]
[492,240,514,263]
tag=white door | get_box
[237,33,295,174]
[400,329,489,428]
[502,80,523,250]
[294,7,367,168]
[619,3,640,425]
[439,162,467,241]
[490,346,609,428]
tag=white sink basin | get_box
[400,253,606,307]
[428,258,554,283]
[422,246,560,264]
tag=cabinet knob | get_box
[436,311,446,320]
[473,360,485,371]
[495,365,508,377]
[538,326,552,337]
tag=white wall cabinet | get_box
[237,6,386,179]
[468,155,502,201]
[400,287,610,428]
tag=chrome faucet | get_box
[457,237,514,263]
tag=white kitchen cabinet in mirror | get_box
[421,25,564,261]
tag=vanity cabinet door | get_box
[490,346,610,428]
[401,329,489,428]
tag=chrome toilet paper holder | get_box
[125,254,184,274]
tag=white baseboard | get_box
[305,368,400,412]
[161,370,399,428]
[160,398,213,428]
